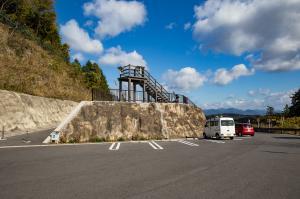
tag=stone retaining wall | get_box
[59,101,206,142]
[0,90,78,137]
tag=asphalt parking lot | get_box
[0,132,299,199]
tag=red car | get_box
[235,123,255,136]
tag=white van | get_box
[203,117,235,140]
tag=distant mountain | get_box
[204,108,265,116]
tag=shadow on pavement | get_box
[273,136,300,140]
[261,150,288,154]
[261,150,299,155]
[0,128,53,146]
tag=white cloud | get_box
[184,22,191,31]
[83,0,147,38]
[202,89,295,110]
[263,89,295,109]
[258,88,271,96]
[60,19,103,54]
[213,64,255,85]
[71,53,85,62]
[162,67,207,91]
[99,46,147,67]
[202,99,262,110]
[193,0,300,71]
[165,22,176,30]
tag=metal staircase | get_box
[119,65,171,102]
[92,64,196,106]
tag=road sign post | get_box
[1,126,6,141]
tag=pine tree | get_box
[289,89,300,116]
[266,106,274,116]
[82,61,110,92]
[1,0,61,51]
[60,43,70,63]
[71,59,81,76]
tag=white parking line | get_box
[109,142,116,150]
[109,142,120,150]
[177,140,199,146]
[234,138,243,141]
[148,142,157,149]
[152,141,163,149]
[205,140,225,144]
[148,141,163,150]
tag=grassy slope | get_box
[0,23,91,101]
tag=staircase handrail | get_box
[119,65,197,105]
[120,65,170,99]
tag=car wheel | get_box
[230,137,234,140]
[203,133,207,139]
[215,133,220,140]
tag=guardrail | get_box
[254,127,300,134]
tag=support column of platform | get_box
[119,80,122,101]
[143,81,146,102]
[133,82,136,102]
[128,78,131,102]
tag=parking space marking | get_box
[234,138,243,141]
[148,141,163,150]
[177,140,199,147]
[109,142,120,150]
[205,140,225,144]
[152,141,164,149]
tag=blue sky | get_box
[55,0,300,111]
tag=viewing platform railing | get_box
[92,64,197,107]
[119,65,170,101]
[92,88,197,107]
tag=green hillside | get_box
[0,0,109,101]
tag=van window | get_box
[221,120,234,126]
[243,124,252,128]
[210,121,214,126]
[214,121,219,126]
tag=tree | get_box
[266,106,274,116]
[60,43,70,63]
[289,88,300,116]
[282,104,290,117]
[1,0,64,58]
[0,0,17,14]
[82,61,110,93]
[71,59,81,76]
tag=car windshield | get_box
[243,124,252,128]
[221,120,234,126]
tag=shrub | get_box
[117,137,125,142]
[68,136,80,143]
[132,134,147,141]
[89,136,106,142]
[59,136,67,143]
